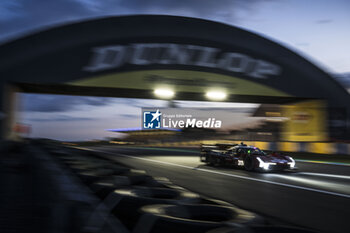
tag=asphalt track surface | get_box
[86,146,350,233]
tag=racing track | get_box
[85,146,350,233]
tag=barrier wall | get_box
[149,140,350,155]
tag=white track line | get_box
[88,148,350,199]
[298,172,350,180]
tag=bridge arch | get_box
[0,15,348,139]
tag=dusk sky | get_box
[1,0,349,140]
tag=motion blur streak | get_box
[88,148,350,199]
[298,172,350,180]
[265,174,349,193]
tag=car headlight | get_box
[286,156,295,168]
[257,157,276,170]
[257,157,265,168]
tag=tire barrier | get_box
[50,148,73,158]
[70,163,102,172]
[70,162,130,174]
[196,197,237,206]
[140,177,172,188]
[206,226,319,233]
[159,183,240,207]
[77,168,115,185]
[59,155,91,163]
[90,180,118,199]
[0,140,26,154]
[46,146,314,233]
[90,176,170,199]
[112,174,152,187]
[116,173,167,186]
[105,164,131,174]
[133,204,262,233]
[57,155,81,163]
[109,187,201,230]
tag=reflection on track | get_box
[262,173,350,195]
[297,172,350,180]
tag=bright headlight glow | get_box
[257,157,276,170]
[206,91,227,101]
[154,88,175,99]
[257,157,264,168]
[287,156,295,168]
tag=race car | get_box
[200,142,296,171]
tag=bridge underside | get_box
[15,83,314,104]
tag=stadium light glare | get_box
[206,91,227,101]
[154,88,175,99]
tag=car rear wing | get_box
[200,143,238,151]
[200,144,218,149]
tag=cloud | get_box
[19,93,171,113]
[117,0,261,18]
[21,94,114,112]
[0,0,96,41]
[27,115,94,122]
[315,19,333,24]
[0,0,22,21]
[118,113,139,118]
[295,42,310,47]
[123,99,169,108]
[0,0,268,42]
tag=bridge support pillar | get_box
[1,82,19,141]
